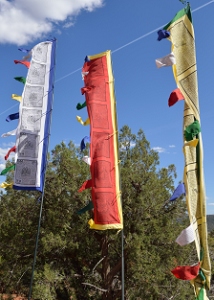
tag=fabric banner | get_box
[164,5,211,297]
[13,40,56,192]
[79,50,123,230]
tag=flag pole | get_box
[121,229,125,300]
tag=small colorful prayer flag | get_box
[170,183,186,201]
[168,88,184,107]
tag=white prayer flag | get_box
[175,223,195,246]
[155,52,176,68]
[82,156,91,165]
[1,128,17,138]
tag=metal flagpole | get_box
[121,229,125,300]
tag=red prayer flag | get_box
[78,179,92,192]
[168,88,184,107]
[171,262,200,280]
[5,146,16,160]
[14,60,30,68]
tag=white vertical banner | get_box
[13,40,56,192]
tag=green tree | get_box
[0,127,199,299]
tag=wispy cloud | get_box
[152,146,166,153]
[207,203,214,206]
[0,0,104,45]
[169,145,175,148]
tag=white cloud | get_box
[169,145,175,148]
[0,0,104,45]
[152,146,166,153]
[208,203,214,206]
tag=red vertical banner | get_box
[80,51,123,230]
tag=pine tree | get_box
[0,127,199,299]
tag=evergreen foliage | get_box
[0,126,212,299]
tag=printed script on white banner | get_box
[14,40,56,191]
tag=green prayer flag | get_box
[14,76,26,84]
[1,164,15,175]
[76,101,87,110]
[77,201,94,215]
[184,120,201,141]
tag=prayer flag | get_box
[1,165,15,175]
[175,223,195,246]
[80,136,90,151]
[5,146,16,160]
[171,263,200,280]
[82,156,91,165]
[165,4,211,296]
[184,120,201,141]
[14,60,30,68]
[170,183,186,201]
[157,29,170,41]
[155,52,176,68]
[78,179,92,192]
[77,201,94,215]
[12,94,22,102]
[168,88,184,107]
[76,116,90,126]
[1,128,17,138]
[76,101,87,110]
[13,40,56,192]
[18,48,30,53]
[79,50,123,230]
[6,112,19,122]
[0,182,13,188]
[14,77,26,84]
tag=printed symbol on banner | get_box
[15,159,37,185]
[33,43,48,63]
[23,86,44,107]
[18,133,39,158]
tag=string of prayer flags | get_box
[157,29,170,41]
[0,182,13,188]
[78,50,123,230]
[80,136,90,151]
[170,183,186,201]
[1,164,15,175]
[5,146,16,160]
[12,94,22,102]
[175,223,195,246]
[14,77,26,84]
[155,52,176,68]
[161,4,211,297]
[168,88,184,107]
[14,60,30,68]
[6,112,19,122]
[77,201,94,215]
[171,263,200,280]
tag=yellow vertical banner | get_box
[164,5,211,299]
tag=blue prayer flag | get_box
[80,136,90,151]
[157,29,170,41]
[170,183,186,201]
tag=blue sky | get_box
[0,0,214,213]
